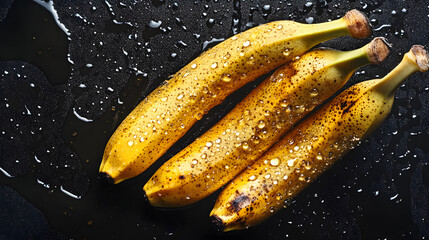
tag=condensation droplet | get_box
[283,48,290,56]
[192,159,198,165]
[277,24,283,29]
[201,153,207,159]
[128,141,134,146]
[243,40,251,47]
[270,158,280,166]
[161,97,168,101]
[221,74,232,82]
[206,142,213,147]
[211,62,218,68]
[258,120,266,129]
[249,175,256,181]
[265,174,271,179]
[191,63,197,69]
[310,88,319,97]
[177,94,184,100]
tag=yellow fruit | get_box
[143,37,390,207]
[210,45,429,232]
[99,10,372,184]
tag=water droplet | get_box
[316,155,323,160]
[283,48,291,56]
[161,97,168,101]
[310,88,319,97]
[283,175,288,180]
[305,17,314,24]
[148,20,162,28]
[192,159,198,165]
[201,153,207,159]
[249,175,256,181]
[206,142,213,147]
[265,174,271,179]
[191,63,197,69]
[140,137,144,142]
[225,165,229,169]
[206,18,215,27]
[270,158,280,166]
[128,141,134,146]
[185,196,191,200]
[242,142,249,150]
[287,159,295,167]
[293,146,299,151]
[263,110,270,116]
[177,94,184,100]
[277,24,283,29]
[243,40,251,47]
[211,62,218,68]
[258,120,266,129]
[304,161,312,170]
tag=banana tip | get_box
[411,45,429,72]
[344,9,372,39]
[210,215,225,232]
[98,172,115,184]
[367,37,391,65]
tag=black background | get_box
[0,0,428,239]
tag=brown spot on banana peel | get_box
[229,193,251,213]
[144,39,390,208]
[210,46,429,232]
[100,10,372,184]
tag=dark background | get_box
[0,0,428,239]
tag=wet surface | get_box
[0,0,428,239]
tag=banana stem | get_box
[303,19,350,47]
[334,44,371,70]
[330,37,390,74]
[304,9,371,45]
[373,46,428,97]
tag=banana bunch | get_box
[99,5,428,233]
[210,46,429,231]
[99,10,371,184]
[143,38,390,207]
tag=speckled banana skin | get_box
[100,10,371,184]
[210,46,429,232]
[143,38,390,208]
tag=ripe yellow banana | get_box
[210,45,429,232]
[100,10,371,184]
[143,37,390,207]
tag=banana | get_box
[210,45,429,232]
[99,10,371,184]
[143,38,390,207]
